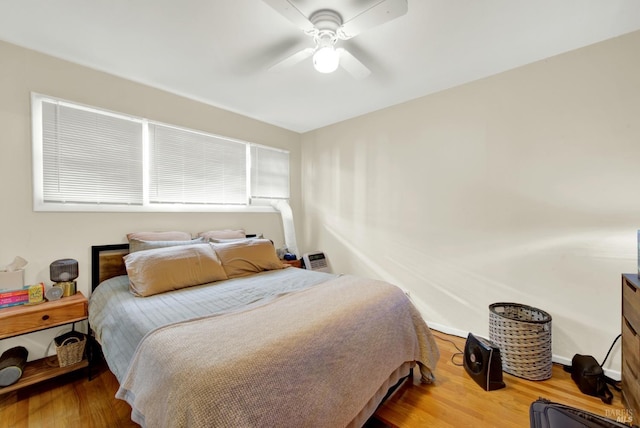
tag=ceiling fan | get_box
[263,0,408,79]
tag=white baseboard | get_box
[423,322,622,382]
[426,322,467,339]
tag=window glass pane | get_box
[251,145,290,199]
[42,100,143,205]
[34,94,289,212]
[149,124,247,205]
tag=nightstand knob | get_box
[42,315,50,321]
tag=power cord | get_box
[601,333,622,392]
[600,333,621,368]
[433,334,465,366]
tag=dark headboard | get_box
[91,244,129,291]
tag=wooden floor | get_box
[377,333,629,427]
[0,332,630,427]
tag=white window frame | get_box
[31,93,289,213]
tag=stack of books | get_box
[0,283,45,308]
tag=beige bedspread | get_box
[116,274,439,427]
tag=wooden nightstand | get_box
[0,292,88,394]
[281,259,302,268]
[622,274,640,420]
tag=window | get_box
[40,98,144,205]
[148,123,247,205]
[251,145,290,200]
[32,94,290,212]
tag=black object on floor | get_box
[463,332,506,391]
[530,398,638,428]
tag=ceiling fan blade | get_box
[268,47,314,72]
[338,0,408,40]
[262,0,315,33]
[337,48,371,79]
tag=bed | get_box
[88,238,440,428]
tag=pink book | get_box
[0,294,29,305]
[0,300,28,309]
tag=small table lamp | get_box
[50,259,78,297]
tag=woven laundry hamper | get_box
[489,302,552,381]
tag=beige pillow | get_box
[124,243,228,297]
[197,229,245,241]
[212,239,284,279]
[129,237,204,253]
[126,231,191,242]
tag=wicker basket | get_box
[54,331,86,368]
[489,302,552,381]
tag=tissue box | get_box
[0,270,24,289]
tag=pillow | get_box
[197,229,246,241]
[209,237,255,244]
[124,243,228,297]
[208,234,264,244]
[129,237,204,253]
[126,231,191,242]
[212,239,284,279]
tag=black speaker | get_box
[463,333,506,391]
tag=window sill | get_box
[33,203,279,214]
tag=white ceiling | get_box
[1,0,640,133]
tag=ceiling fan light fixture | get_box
[313,46,340,73]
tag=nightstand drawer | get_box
[622,358,640,416]
[0,293,87,339]
[623,277,640,332]
[623,315,640,372]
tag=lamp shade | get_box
[50,259,79,282]
[313,46,340,73]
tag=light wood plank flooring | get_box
[0,333,630,427]
[376,333,628,427]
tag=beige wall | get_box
[3,29,639,373]
[301,30,640,373]
[0,40,301,356]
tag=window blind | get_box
[33,94,289,211]
[41,100,143,205]
[148,123,247,205]
[251,145,290,199]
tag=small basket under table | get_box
[54,331,86,368]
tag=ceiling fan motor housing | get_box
[310,10,342,48]
[309,10,342,32]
